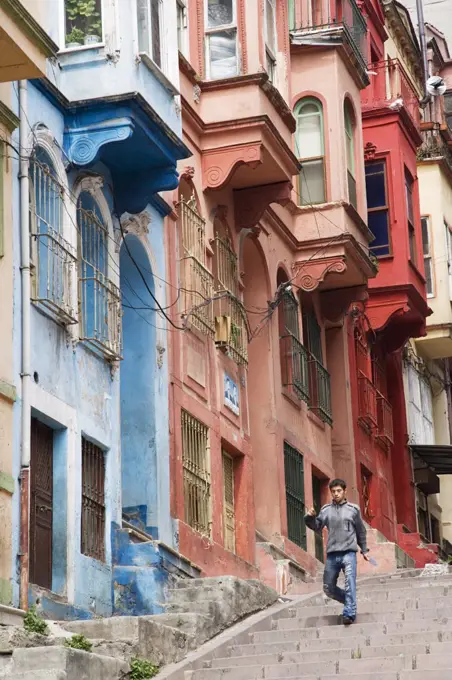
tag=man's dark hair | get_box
[329,478,347,490]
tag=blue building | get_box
[10,0,194,618]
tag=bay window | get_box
[365,161,390,257]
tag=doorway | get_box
[30,418,53,589]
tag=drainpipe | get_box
[19,79,31,611]
[415,0,430,105]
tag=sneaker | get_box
[342,616,354,626]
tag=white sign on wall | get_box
[224,373,239,415]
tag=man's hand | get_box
[362,552,370,561]
[306,507,316,517]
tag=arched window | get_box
[77,187,121,359]
[294,97,325,205]
[277,269,309,402]
[344,100,357,208]
[29,144,76,323]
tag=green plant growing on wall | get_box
[64,634,93,652]
[23,605,49,636]
[230,321,241,348]
[65,0,102,39]
[129,658,159,680]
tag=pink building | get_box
[165,0,422,589]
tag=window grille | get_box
[302,307,332,424]
[178,197,214,336]
[214,293,248,365]
[181,410,211,536]
[361,467,373,522]
[78,193,122,360]
[214,235,248,365]
[222,451,235,553]
[29,149,77,324]
[284,442,306,550]
[81,438,106,562]
[358,371,378,428]
[375,393,394,447]
[280,292,309,402]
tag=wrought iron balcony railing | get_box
[418,124,452,175]
[182,256,215,337]
[376,391,394,446]
[31,227,78,325]
[79,272,122,361]
[308,355,333,425]
[361,58,421,131]
[214,292,248,365]
[280,333,310,403]
[291,0,367,73]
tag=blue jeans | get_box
[323,551,357,620]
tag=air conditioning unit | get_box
[215,315,231,345]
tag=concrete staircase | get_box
[157,569,452,680]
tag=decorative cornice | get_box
[0,102,20,133]
[1,0,59,57]
[364,141,377,161]
[203,142,263,190]
[292,256,347,292]
[234,181,292,230]
[65,118,135,166]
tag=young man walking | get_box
[305,478,370,625]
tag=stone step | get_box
[211,646,352,667]
[292,596,452,617]
[229,636,369,657]
[1,672,67,680]
[10,646,128,680]
[416,653,452,670]
[0,605,25,627]
[186,655,408,680]
[400,672,452,679]
[276,611,406,629]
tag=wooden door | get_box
[30,418,53,589]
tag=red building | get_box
[350,0,431,552]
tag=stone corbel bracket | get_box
[291,257,347,292]
[65,118,135,166]
[234,181,292,231]
[202,143,264,190]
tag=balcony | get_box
[361,59,421,135]
[358,371,378,428]
[308,356,332,425]
[418,124,452,177]
[281,334,310,403]
[290,0,368,88]
[375,392,394,447]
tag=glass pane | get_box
[208,30,238,79]
[299,159,325,205]
[177,2,186,52]
[297,114,322,158]
[266,0,276,51]
[409,225,417,262]
[346,133,354,175]
[65,0,102,46]
[365,164,386,209]
[424,258,433,295]
[405,172,414,224]
[421,217,430,256]
[208,0,233,28]
[368,210,390,256]
[137,0,150,53]
[151,0,162,67]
